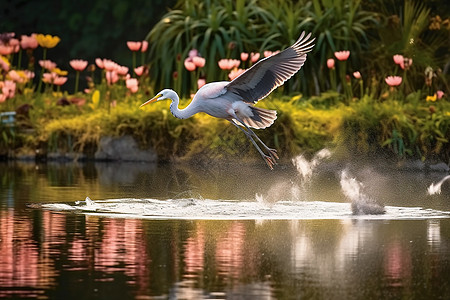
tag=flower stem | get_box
[132,52,136,77]
[37,48,47,93]
[74,71,80,94]
[330,68,336,91]
[17,49,23,69]
[359,80,364,99]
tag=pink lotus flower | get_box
[106,71,119,85]
[334,51,350,61]
[218,59,240,70]
[184,59,196,71]
[263,50,280,57]
[9,38,19,47]
[39,59,57,71]
[126,78,139,93]
[327,58,335,69]
[0,44,14,55]
[70,59,88,71]
[102,59,117,72]
[42,72,66,85]
[24,70,35,80]
[353,71,361,79]
[127,41,142,51]
[0,93,6,103]
[53,76,67,86]
[393,54,403,65]
[192,56,205,68]
[1,80,16,98]
[116,65,129,76]
[95,58,104,69]
[393,54,412,70]
[42,72,56,83]
[188,49,199,58]
[20,34,38,49]
[141,40,148,52]
[218,59,229,70]
[8,70,23,83]
[228,68,245,80]
[134,66,145,76]
[241,52,249,61]
[8,39,20,53]
[250,52,260,63]
[437,90,444,99]
[197,78,206,89]
[385,76,402,86]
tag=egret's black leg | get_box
[229,119,278,169]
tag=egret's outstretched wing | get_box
[225,32,315,104]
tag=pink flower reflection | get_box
[94,218,149,283]
[215,221,246,279]
[0,210,65,293]
[183,223,205,275]
[384,241,412,286]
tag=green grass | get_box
[5,93,447,163]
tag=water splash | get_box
[427,175,450,195]
[75,196,95,206]
[292,149,332,180]
[255,181,299,206]
[37,197,450,220]
[254,149,333,204]
[339,170,385,215]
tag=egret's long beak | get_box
[139,94,162,108]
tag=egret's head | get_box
[140,89,173,108]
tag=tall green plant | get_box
[363,0,448,94]
[296,0,380,93]
[147,0,273,96]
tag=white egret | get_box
[140,32,315,169]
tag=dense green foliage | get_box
[148,0,449,97]
[1,0,175,73]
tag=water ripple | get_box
[40,197,450,220]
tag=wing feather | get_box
[225,32,315,104]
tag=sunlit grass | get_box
[28,94,448,162]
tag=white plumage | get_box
[140,32,315,169]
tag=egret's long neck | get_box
[169,92,198,119]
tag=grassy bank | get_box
[2,92,448,164]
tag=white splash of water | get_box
[339,170,363,202]
[39,198,449,220]
[255,181,296,206]
[75,196,96,206]
[292,149,332,180]
[255,193,264,203]
[339,170,385,215]
[427,175,450,195]
[314,148,332,160]
[292,155,314,179]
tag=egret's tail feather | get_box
[242,106,277,129]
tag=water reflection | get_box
[0,210,449,298]
[0,161,450,298]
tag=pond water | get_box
[0,158,449,299]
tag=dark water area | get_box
[0,160,449,299]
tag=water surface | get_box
[0,160,449,299]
